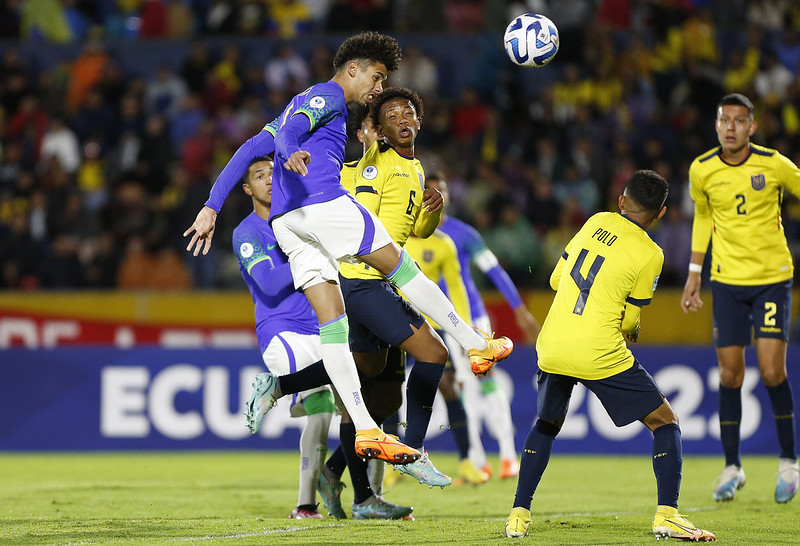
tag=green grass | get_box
[0,452,797,544]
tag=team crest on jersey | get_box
[240,242,254,258]
[423,250,434,262]
[751,173,765,190]
[362,165,378,180]
[309,96,326,109]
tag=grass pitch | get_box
[0,451,797,544]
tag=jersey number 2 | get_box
[569,249,605,315]
[735,194,746,215]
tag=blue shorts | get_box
[711,280,792,347]
[537,361,664,427]
[340,275,425,354]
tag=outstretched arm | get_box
[184,127,276,256]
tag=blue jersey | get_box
[438,216,490,319]
[232,212,318,352]
[270,81,350,219]
[439,215,525,319]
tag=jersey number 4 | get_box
[570,249,605,315]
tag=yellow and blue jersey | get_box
[536,212,663,380]
[403,230,471,330]
[339,141,439,280]
[689,143,800,285]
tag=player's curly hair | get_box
[625,169,668,213]
[368,87,424,128]
[333,31,402,73]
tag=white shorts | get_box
[262,331,331,417]
[272,194,393,290]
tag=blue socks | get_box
[766,379,797,460]
[445,398,470,460]
[652,423,682,508]
[718,385,742,467]
[404,361,444,449]
[513,420,558,510]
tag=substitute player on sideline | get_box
[185,32,513,465]
[504,170,715,542]
[233,157,334,519]
[681,93,799,503]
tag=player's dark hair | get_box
[243,155,272,183]
[717,93,754,118]
[625,169,668,214]
[333,31,402,73]
[368,87,424,128]
[346,101,370,140]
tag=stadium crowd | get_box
[2,0,800,291]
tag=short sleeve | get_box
[294,86,345,131]
[232,223,273,274]
[627,250,664,306]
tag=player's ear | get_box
[243,182,253,196]
[748,120,758,137]
[656,205,666,220]
[347,60,358,78]
[618,194,625,211]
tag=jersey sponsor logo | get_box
[362,165,378,180]
[240,242,254,258]
[652,275,660,292]
[309,96,326,109]
[751,173,765,190]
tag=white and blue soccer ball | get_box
[503,13,559,68]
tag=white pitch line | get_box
[168,523,345,542]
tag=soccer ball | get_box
[503,13,559,68]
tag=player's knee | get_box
[303,390,335,416]
[371,385,403,421]
[534,419,561,438]
[760,367,787,387]
[354,352,385,377]
[718,367,744,388]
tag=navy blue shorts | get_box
[537,361,664,427]
[340,275,426,354]
[711,280,792,347]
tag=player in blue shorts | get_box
[185,32,512,466]
[233,157,335,519]
[426,172,540,480]
[504,170,715,541]
[682,93,799,503]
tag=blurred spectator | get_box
[264,44,310,95]
[391,44,440,101]
[654,203,692,286]
[484,201,542,282]
[167,0,195,38]
[21,0,72,42]
[181,42,213,94]
[267,0,313,39]
[136,115,173,194]
[747,0,787,32]
[754,51,794,107]
[139,0,168,38]
[66,39,110,111]
[39,115,81,174]
[6,95,48,163]
[0,210,42,289]
[144,64,189,119]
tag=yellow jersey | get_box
[536,212,664,380]
[689,143,800,285]
[403,231,471,330]
[339,141,439,280]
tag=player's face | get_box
[715,104,756,155]
[378,98,420,148]
[358,118,379,150]
[351,61,387,105]
[245,160,274,205]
